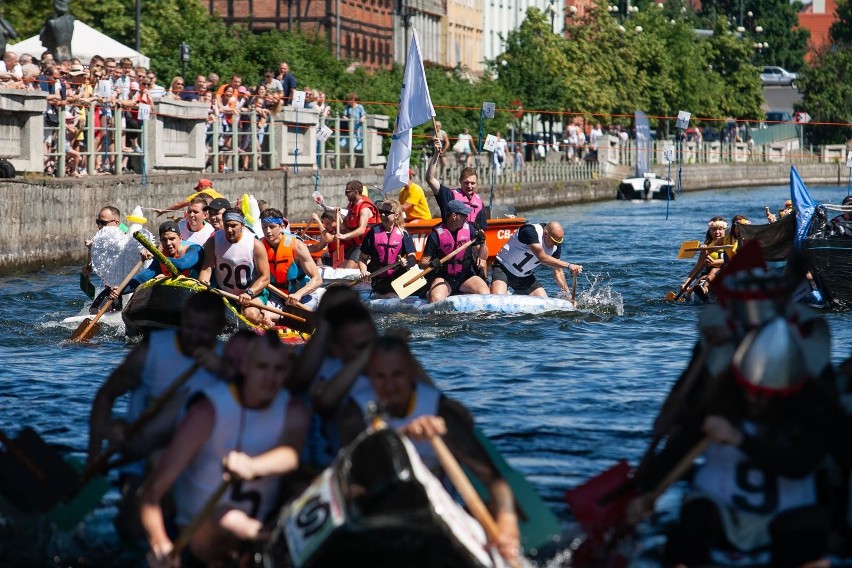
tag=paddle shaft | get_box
[571,272,578,306]
[208,287,307,324]
[81,363,201,483]
[350,260,403,287]
[401,239,477,288]
[649,437,711,503]
[683,245,734,253]
[170,479,232,560]
[430,435,501,544]
[334,208,343,266]
[266,283,314,313]
[71,259,146,341]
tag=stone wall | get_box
[0,162,844,273]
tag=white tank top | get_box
[178,219,214,247]
[128,329,222,423]
[213,229,257,295]
[496,224,556,277]
[693,426,818,516]
[173,382,290,525]
[350,382,441,470]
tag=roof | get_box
[7,20,150,67]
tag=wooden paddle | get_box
[391,240,477,300]
[677,242,733,259]
[267,283,314,313]
[206,287,307,325]
[333,208,344,267]
[339,260,403,288]
[570,272,578,306]
[70,259,145,342]
[169,479,233,561]
[431,434,521,568]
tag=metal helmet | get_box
[732,316,807,397]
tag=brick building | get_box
[206,0,396,69]
[798,0,839,60]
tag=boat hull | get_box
[291,217,526,263]
[616,177,675,200]
[265,428,501,568]
[803,238,852,310]
[368,294,577,314]
[121,277,308,343]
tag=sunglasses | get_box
[546,231,564,244]
[379,210,393,217]
[95,218,114,228]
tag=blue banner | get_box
[635,111,650,178]
[790,165,817,249]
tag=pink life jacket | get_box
[435,222,471,276]
[451,189,484,226]
[372,225,404,277]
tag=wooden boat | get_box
[121,276,310,343]
[263,428,506,568]
[291,216,527,263]
[801,205,852,309]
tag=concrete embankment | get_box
[0,162,842,273]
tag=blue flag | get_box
[790,165,817,248]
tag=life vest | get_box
[345,197,380,247]
[496,224,555,277]
[371,224,405,278]
[264,235,297,285]
[451,189,484,226]
[159,242,195,277]
[435,222,471,276]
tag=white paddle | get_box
[391,240,477,300]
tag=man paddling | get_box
[491,221,582,297]
[336,180,379,269]
[338,335,521,564]
[260,208,323,312]
[179,196,215,247]
[88,291,228,538]
[140,332,309,566]
[198,208,271,325]
[419,200,489,303]
[358,199,417,298]
[425,139,487,230]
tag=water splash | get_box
[570,273,624,316]
[90,227,154,287]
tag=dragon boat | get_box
[263,426,563,568]
[121,276,310,343]
[368,294,578,315]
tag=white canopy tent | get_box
[7,20,150,67]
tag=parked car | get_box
[765,111,793,124]
[760,66,798,88]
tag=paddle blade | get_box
[69,318,100,342]
[391,266,427,300]
[664,291,676,301]
[564,461,635,537]
[79,273,96,300]
[676,240,701,259]
[48,457,109,530]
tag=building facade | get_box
[207,0,396,70]
[482,0,566,64]
[443,0,484,72]
[798,0,838,59]
[393,0,444,65]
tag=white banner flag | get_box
[394,28,435,134]
[382,129,412,195]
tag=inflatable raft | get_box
[368,294,577,315]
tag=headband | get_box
[223,211,246,224]
[261,217,286,226]
[708,220,728,230]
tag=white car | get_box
[761,66,798,88]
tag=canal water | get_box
[1,183,851,566]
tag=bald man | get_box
[490,221,582,297]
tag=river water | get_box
[2,183,851,566]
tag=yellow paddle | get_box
[206,287,308,325]
[69,259,145,342]
[391,240,477,300]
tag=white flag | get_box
[382,129,412,195]
[394,28,435,135]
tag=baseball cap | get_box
[237,86,248,94]
[68,64,86,76]
[446,199,471,216]
[194,179,214,190]
[159,220,180,236]
[204,197,231,212]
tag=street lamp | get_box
[546,0,556,30]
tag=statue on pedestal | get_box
[0,3,18,57]
[39,0,74,61]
